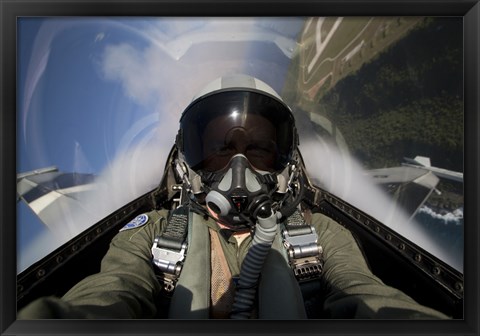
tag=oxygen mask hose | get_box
[230,203,278,319]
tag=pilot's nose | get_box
[226,128,248,154]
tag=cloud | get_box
[94,32,105,42]
[78,138,167,222]
[102,43,155,104]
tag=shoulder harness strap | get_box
[151,205,189,294]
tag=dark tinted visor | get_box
[179,91,296,172]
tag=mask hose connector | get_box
[230,205,277,319]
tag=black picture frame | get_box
[1,0,478,335]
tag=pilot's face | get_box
[201,114,278,172]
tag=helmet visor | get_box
[179,91,296,172]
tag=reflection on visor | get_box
[180,91,295,172]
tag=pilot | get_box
[18,74,449,319]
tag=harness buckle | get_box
[152,238,187,277]
[282,228,321,259]
[282,226,323,282]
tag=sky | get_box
[16,17,305,272]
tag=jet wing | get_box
[367,166,439,221]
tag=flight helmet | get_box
[174,74,303,228]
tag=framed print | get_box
[1,1,478,335]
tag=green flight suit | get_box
[17,209,449,319]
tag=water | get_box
[413,206,463,272]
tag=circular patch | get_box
[120,214,149,232]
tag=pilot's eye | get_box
[246,142,276,157]
[210,145,234,157]
[217,147,234,156]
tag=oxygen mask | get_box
[204,154,278,227]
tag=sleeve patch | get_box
[120,214,149,232]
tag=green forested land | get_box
[319,17,464,172]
